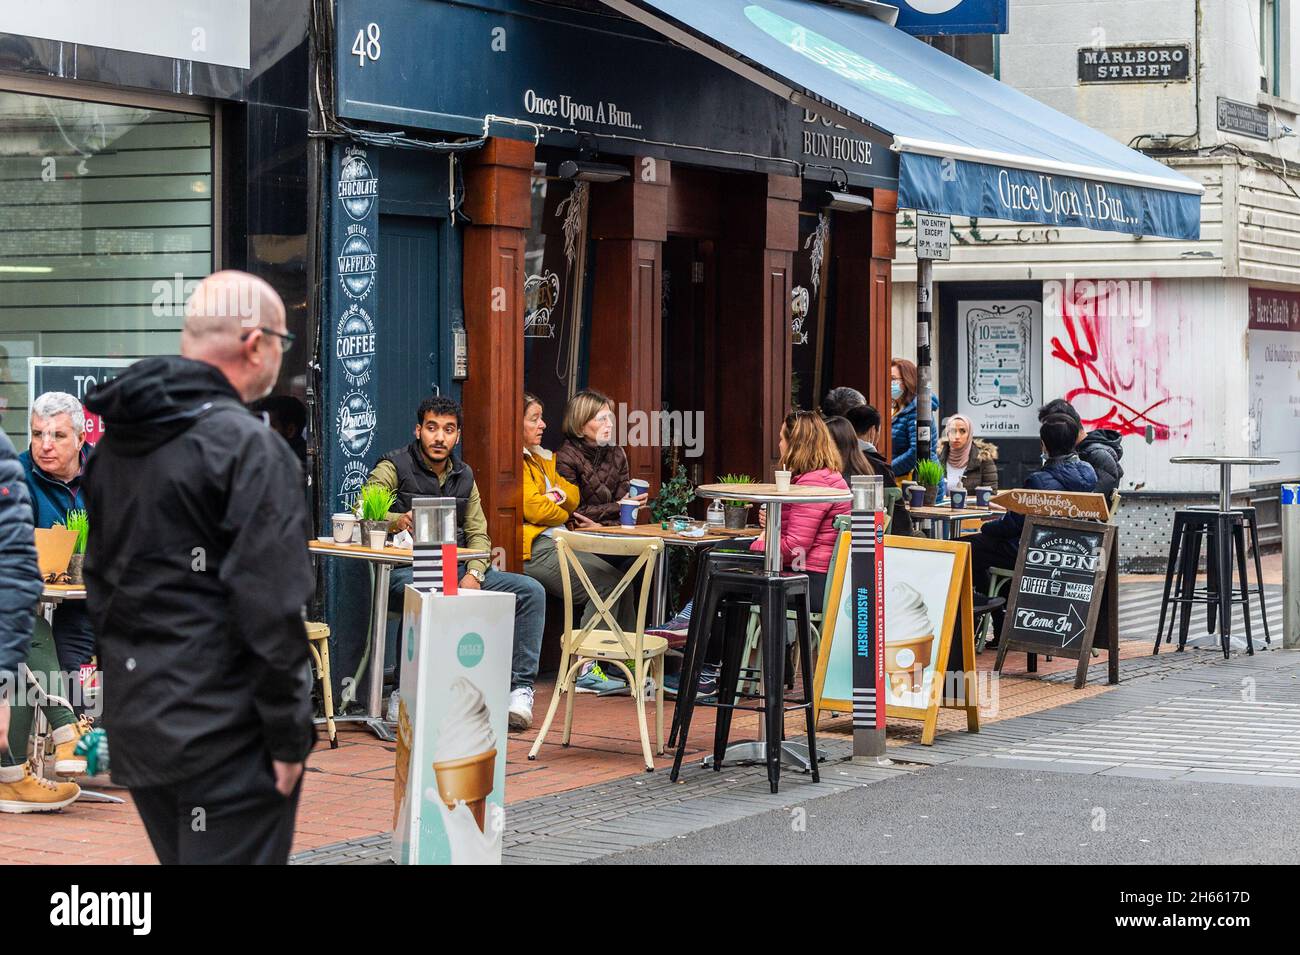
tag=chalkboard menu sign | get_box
[994,516,1119,688]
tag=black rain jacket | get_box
[83,356,315,787]
[0,429,41,691]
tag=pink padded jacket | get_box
[749,468,850,573]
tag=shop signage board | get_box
[994,516,1119,689]
[333,0,897,189]
[27,357,136,446]
[893,0,1009,36]
[815,535,980,745]
[393,588,514,864]
[990,488,1110,522]
[325,144,381,515]
[956,300,1041,438]
[1077,45,1190,83]
[1247,288,1300,481]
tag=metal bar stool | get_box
[669,566,819,794]
[1154,509,1254,658]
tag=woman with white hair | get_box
[19,391,97,674]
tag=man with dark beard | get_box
[83,271,314,864]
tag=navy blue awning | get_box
[600,0,1202,240]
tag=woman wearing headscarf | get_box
[937,413,999,496]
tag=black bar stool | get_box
[1190,504,1270,646]
[668,547,763,749]
[1154,507,1263,658]
[669,566,819,793]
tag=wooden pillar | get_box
[716,174,799,480]
[588,158,669,493]
[870,189,897,462]
[461,137,534,570]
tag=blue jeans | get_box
[388,565,545,690]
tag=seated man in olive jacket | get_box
[367,395,545,731]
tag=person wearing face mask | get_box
[82,271,314,863]
[555,389,646,528]
[937,414,999,496]
[889,357,939,480]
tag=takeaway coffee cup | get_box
[628,478,649,498]
[908,484,925,509]
[332,513,357,544]
[774,470,792,493]
[949,488,968,509]
[619,499,640,526]
[975,485,993,507]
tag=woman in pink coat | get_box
[751,410,850,609]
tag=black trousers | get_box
[967,534,1020,596]
[130,738,302,865]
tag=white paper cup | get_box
[774,470,792,493]
[367,528,388,550]
[332,513,357,544]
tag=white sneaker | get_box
[386,691,401,723]
[508,686,535,731]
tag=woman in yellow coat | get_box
[521,392,633,633]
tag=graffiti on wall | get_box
[1046,280,1193,440]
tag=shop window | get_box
[0,90,212,445]
[523,161,592,447]
[1260,0,1281,96]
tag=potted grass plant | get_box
[62,508,89,583]
[355,484,397,549]
[717,473,755,529]
[914,458,944,507]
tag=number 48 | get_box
[352,23,381,67]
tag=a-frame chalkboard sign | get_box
[994,516,1119,689]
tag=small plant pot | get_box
[360,520,388,549]
[66,553,85,584]
[922,484,939,507]
[723,505,749,530]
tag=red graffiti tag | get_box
[1049,307,1192,440]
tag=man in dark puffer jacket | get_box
[966,415,1097,594]
[1039,399,1123,497]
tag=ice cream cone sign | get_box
[991,489,1109,522]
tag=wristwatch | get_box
[467,567,486,583]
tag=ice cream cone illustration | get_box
[431,677,498,832]
[394,697,414,828]
[885,582,935,696]
[432,749,497,831]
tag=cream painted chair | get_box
[306,622,338,748]
[527,530,665,772]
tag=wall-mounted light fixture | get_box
[558,160,630,182]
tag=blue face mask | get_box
[890,381,903,401]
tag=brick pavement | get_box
[0,578,1281,864]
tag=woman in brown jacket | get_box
[555,389,646,528]
[937,413,999,495]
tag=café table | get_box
[308,538,491,740]
[1168,455,1280,512]
[34,583,122,804]
[571,522,759,625]
[908,504,998,540]
[692,483,852,771]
